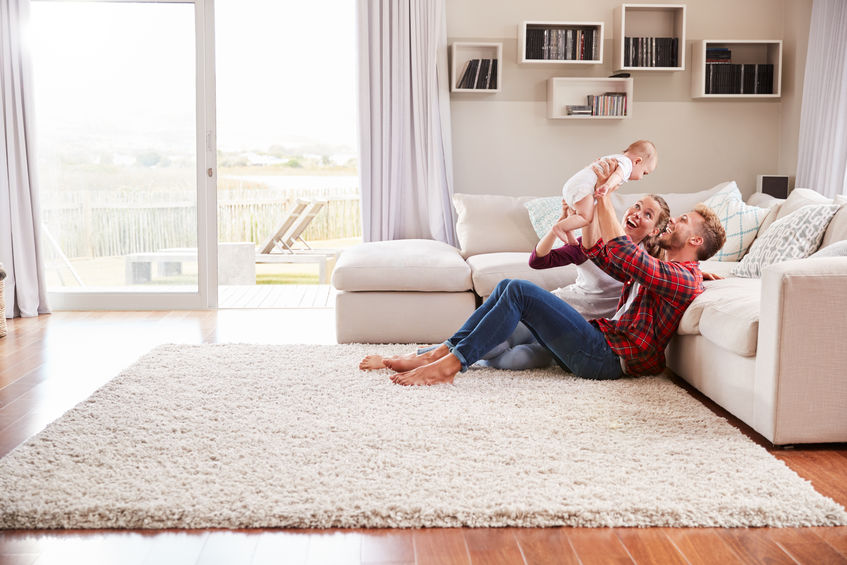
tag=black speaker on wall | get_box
[757,175,790,199]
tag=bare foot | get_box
[390,354,462,386]
[359,351,424,371]
[359,354,389,370]
[383,345,450,373]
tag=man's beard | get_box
[658,231,683,250]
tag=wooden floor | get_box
[1,311,846,565]
[218,284,336,308]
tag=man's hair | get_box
[641,194,670,259]
[693,204,726,260]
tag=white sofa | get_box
[332,185,847,445]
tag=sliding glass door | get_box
[31,0,217,309]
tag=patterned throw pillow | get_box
[524,197,561,237]
[731,204,840,278]
[524,196,572,246]
[702,183,770,262]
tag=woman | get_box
[474,194,669,370]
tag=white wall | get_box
[447,0,812,199]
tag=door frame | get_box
[44,0,218,310]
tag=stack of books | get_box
[567,93,627,117]
[704,48,774,94]
[588,92,627,116]
[525,27,598,61]
[456,59,498,90]
[706,47,731,63]
[565,105,592,116]
[623,37,679,67]
[706,63,773,94]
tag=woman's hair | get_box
[640,194,670,259]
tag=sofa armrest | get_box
[754,257,847,444]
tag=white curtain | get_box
[796,0,847,198]
[0,0,50,318]
[357,0,457,244]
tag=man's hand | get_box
[702,272,724,281]
[593,158,622,197]
[592,158,617,184]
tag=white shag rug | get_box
[1,343,845,530]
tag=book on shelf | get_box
[525,26,597,61]
[566,104,592,116]
[624,37,678,67]
[456,58,498,90]
[474,59,491,89]
[706,47,731,62]
[457,59,478,89]
[705,62,773,94]
[586,92,627,116]
[489,59,498,90]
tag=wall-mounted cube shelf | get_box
[547,77,633,120]
[451,42,502,93]
[614,3,686,71]
[691,40,782,98]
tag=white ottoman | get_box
[332,239,476,344]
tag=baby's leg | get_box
[571,193,595,224]
[551,201,591,239]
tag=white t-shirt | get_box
[610,280,641,321]
[561,153,634,208]
[552,260,623,320]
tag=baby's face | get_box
[629,156,656,180]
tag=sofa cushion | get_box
[702,183,770,262]
[610,180,732,218]
[466,252,577,297]
[453,193,539,258]
[775,187,832,221]
[746,191,785,236]
[746,192,783,209]
[810,239,847,258]
[331,239,472,292]
[697,260,740,279]
[699,288,762,357]
[678,277,758,335]
[821,195,847,248]
[731,204,840,278]
[756,203,782,236]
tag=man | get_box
[382,161,726,386]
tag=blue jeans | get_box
[445,279,624,380]
[475,322,553,369]
[419,323,553,369]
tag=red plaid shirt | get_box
[584,236,703,376]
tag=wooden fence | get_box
[42,187,362,259]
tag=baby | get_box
[554,139,657,239]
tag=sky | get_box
[29,0,358,155]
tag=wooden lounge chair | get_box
[258,199,310,254]
[255,199,338,283]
